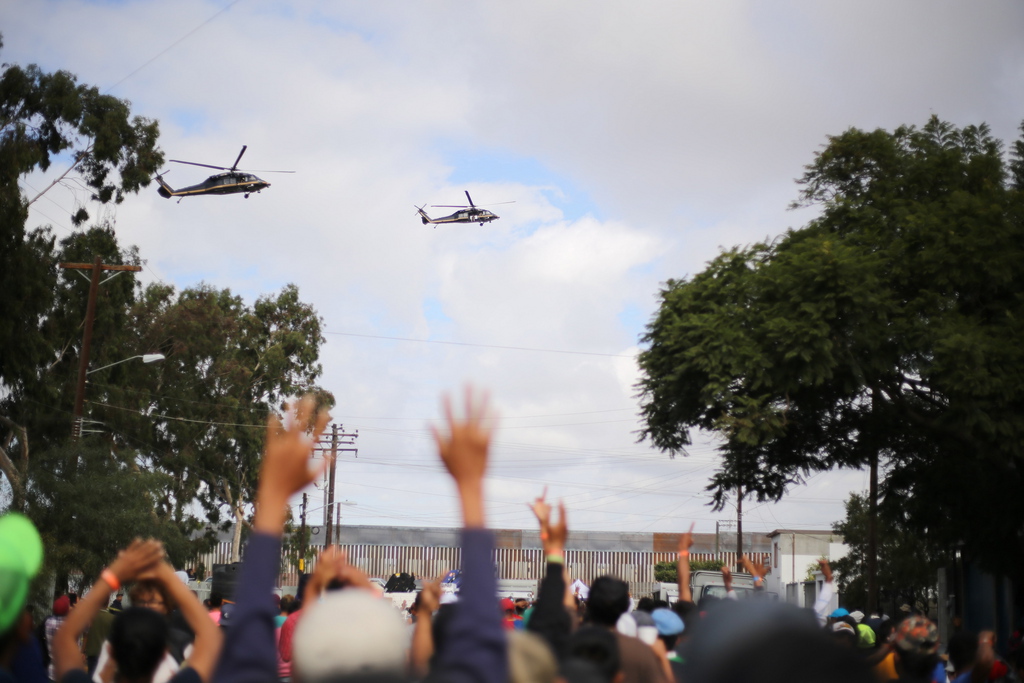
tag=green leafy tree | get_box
[0,36,162,505]
[637,117,1024,595]
[27,442,192,590]
[831,492,944,611]
[94,281,334,560]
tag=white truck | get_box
[655,570,776,603]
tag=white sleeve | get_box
[725,589,739,601]
[92,641,111,683]
[814,581,834,627]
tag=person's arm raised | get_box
[527,492,571,659]
[431,387,492,528]
[409,577,441,679]
[213,396,330,683]
[53,539,164,680]
[254,396,331,536]
[740,554,768,588]
[428,386,506,683]
[677,523,695,604]
[721,565,737,600]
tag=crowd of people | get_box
[1,388,1022,683]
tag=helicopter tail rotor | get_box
[154,171,175,199]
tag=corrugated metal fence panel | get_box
[296,544,771,593]
[202,538,773,595]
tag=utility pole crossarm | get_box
[59,263,142,272]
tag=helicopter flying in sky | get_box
[155,145,293,200]
[416,191,514,226]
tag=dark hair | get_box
[208,592,223,608]
[587,577,630,627]
[109,607,169,681]
[672,599,697,636]
[681,599,874,683]
[895,650,940,679]
[129,580,175,613]
[635,597,655,613]
[279,596,293,614]
[565,626,621,683]
[947,632,979,671]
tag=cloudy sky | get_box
[6,1,1024,539]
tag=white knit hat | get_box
[294,590,408,681]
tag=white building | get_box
[765,529,848,611]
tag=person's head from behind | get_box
[208,592,223,609]
[946,631,978,673]
[565,626,623,683]
[0,513,43,664]
[508,630,557,683]
[681,599,874,683]
[587,576,630,628]
[652,608,684,652]
[109,607,169,683]
[293,589,408,682]
[130,580,173,616]
[831,620,858,648]
[672,600,697,639]
[891,615,940,680]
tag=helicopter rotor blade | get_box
[230,145,248,171]
[431,204,470,208]
[237,169,296,174]
[465,190,475,207]
[169,160,231,170]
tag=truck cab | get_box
[656,571,778,603]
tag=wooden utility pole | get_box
[299,492,308,572]
[313,424,359,546]
[60,258,142,439]
[736,484,744,572]
[868,450,879,614]
[324,424,338,547]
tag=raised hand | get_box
[108,539,165,584]
[431,386,494,527]
[418,577,442,615]
[678,522,695,554]
[818,558,833,583]
[255,395,331,534]
[548,500,568,553]
[529,486,552,533]
[432,386,493,486]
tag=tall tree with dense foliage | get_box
[831,492,943,612]
[87,281,333,560]
[0,37,162,505]
[637,117,1024,605]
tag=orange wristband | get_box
[100,569,120,591]
[678,551,690,558]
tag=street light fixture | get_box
[86,353,166,375]
[73,353,166,438]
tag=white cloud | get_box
[8,0,1021,535]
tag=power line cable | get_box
[104,0,247,94]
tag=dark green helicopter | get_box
[416,191,514,226]
[155,145,293,200]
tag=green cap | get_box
[0,513,44,634]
